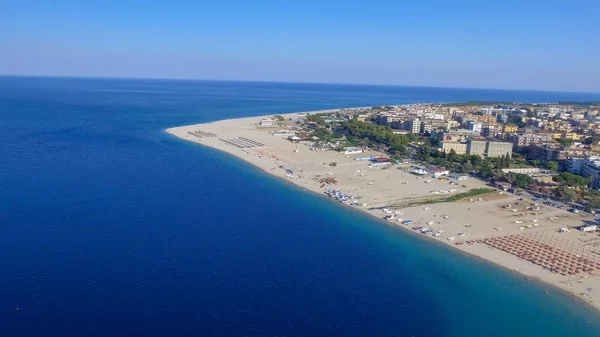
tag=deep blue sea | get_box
[2,77,600,337]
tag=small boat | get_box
[514,220,524,224]
[412,226,423,231]
[457,233,466,237]
[426,221,434,225]
[495,227,503,231]
[447,236,456,241]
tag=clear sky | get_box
[2,0,599,92]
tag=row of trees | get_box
[341,119,409,154]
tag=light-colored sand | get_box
[167,112,600,311]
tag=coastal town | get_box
[168,100,600,311]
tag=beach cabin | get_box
[259,118,275,127]
[411,165,429,175]
[451,174,469,181]
[430,167,450,178]
[354,156,377,161]
[580,225,598,232]
[344,146,364,155]
[369,157,391,168]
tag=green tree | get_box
[555,186,578,202]
[546,161,559,171]
[306,113,326,125]
[447,149,458,162]
[503,154,511,168]
[555,172,590,188]
[463,161,474,172]
[508,173,533,189]
[530,160,542,168]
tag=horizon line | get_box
[2,73,600,96]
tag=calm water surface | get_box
[2,77,600,336]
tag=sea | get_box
[2,76,600,337]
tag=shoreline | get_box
[166,109,600,315]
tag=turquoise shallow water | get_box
[2,76,600,336]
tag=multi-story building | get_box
[467,138,487,156]
[483,126,499,137]
[509,133,553,148]
[581,156,600,189]
[566,156,587,175]
[406,119,422,134]
[503,124,518,133]
[528,143,566,162]
[441,142,467,155]
[468,121,483,134]
[446,129,481,138]
[486,141,513,158]
[421,119,449,134]
[447,120,460,130]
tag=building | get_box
[495,182,512,191]
[501,168,541,175]
[467,139,487,156]
[403,119,422,134]
[446,129,482,138]
[486,141,513,158]
[447,120,460,129]
[450,174,469,180]
[510,133,553,148]
[430,167,450,178]
[503,124,518,133]
[468,121,483,134]
[580,225,599,232]
[411,165,429,175]
[259,118,275,126]
[441,141,467,155]
[344,147,364,155]
[528,143,566,162]
[482,126,500,137]
[421,119,449,134]
[581,156,600,189]
[566,156,587,175]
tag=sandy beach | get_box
[167,111,600,312]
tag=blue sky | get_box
[1,0,599,92]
